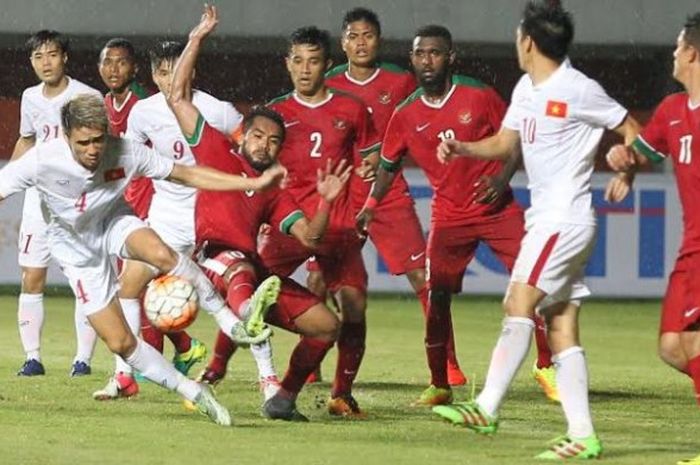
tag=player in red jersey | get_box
[357,25,556,405]
[99,38,154,220]
[258,25,381,418]
[606,14,700,464]
[300,7,465,387]
[167,5,352,421]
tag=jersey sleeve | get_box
[379,110,408,172]
[124,105,149,144]
[186,113,232,167]
[631,98,671,164]
[502,77,527,131]
[355,103,382,157]
[574,79,628,130]
[222,102,244,135]
[19,92,35,138]
[268,189,305,236]
[0,148,38,197]
[132,141,175,180]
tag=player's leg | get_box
[486,211,557,401]
[93,259,154,400]
[303,256,325,384]
[320,236,369,418]
[371,203,466,387]
[416,226,473,405]
[680,329,700,406]
[66,257,230,425]
[17,265,48,376]
[263,280,339,421]
[122,226,270,344]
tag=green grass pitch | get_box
[0,294,697,465]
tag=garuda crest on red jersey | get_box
[333,117,347,130]
[378,91,392,105]
[458,111,473,125]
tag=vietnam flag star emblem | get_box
[545,100,568,118]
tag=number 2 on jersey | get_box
[309,132,322,158]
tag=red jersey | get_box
[381,75,518,225]
[326,63,416,210]
[633,92,700,256]
[268,90,381,231]
[188,116,304,257]
[105,82,149,137]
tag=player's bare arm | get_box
[355,163,395,236]
[356,150,379,182]
[474,145,523,205]
[167,4,218,138]
[167,163,286,192]
[11,136,36,161]
[437,126,520,164]
[290,158,353,248]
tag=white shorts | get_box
[18,189,51,268]
[511,222,595,308]
[147,218,194,256]
[66,214,148,316]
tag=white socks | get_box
[124,338,201,402]
[251,341,277,379]
[18,293,44,361]
[114,298,142,375]
[73,305,97,364]
[554,346,594,439]
[477,316,534,417]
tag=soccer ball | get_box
[144,275,199,332]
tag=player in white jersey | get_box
[431,2,640,459]
[12,30,103,377]
[92,40,246,400]
[0,94,286,425]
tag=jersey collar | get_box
[344,67,381,86]
[292,90,333,108]
[420,82,456,109]
[532,57,571,91]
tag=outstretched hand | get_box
[317,158,352,203]
[605,144,636,172]
[189,4,219,42]
[473,174,507,205]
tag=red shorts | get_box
[124,177,154,220]
[660,252,700,333]
[259,229,367,294]
[199,249,321,333]
[426,212,524,293]
[305,201,425,276]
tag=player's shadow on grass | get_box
[588,389,666,401]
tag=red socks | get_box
[281,337,334,394]
[331,321,366,397]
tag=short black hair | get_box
[289,26,331,61]
[149,40,185,70]
[414,25,453,50]
[342,7,381,36]
[26,30,68,55]
[246,105,286,142]
[683,13,700,50]
[520,0,574,61]
[101,38,136,60]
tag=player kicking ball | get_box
[430,1,639,459]
[0,93,285,426]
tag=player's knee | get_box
[306,272,327,297]
[20,268,47,293]
[149,245,179,273]
[657,338,685,369]
[105,332,137,357]
[406,268,426,292]
[336,287,367,319]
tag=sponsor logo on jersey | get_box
[546,100,568,118]
[104,167,126,182]
[416,122,430,132]
[333,118,347,130]
[459,111,472,125]
[378,91,392,105]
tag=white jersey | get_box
[502,59,627,228]
[125,90,242,246]
[19,77,103,223]
[0,136,174,267]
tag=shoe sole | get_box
[245,276,281,336]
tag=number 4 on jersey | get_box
[74,192,87,213]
